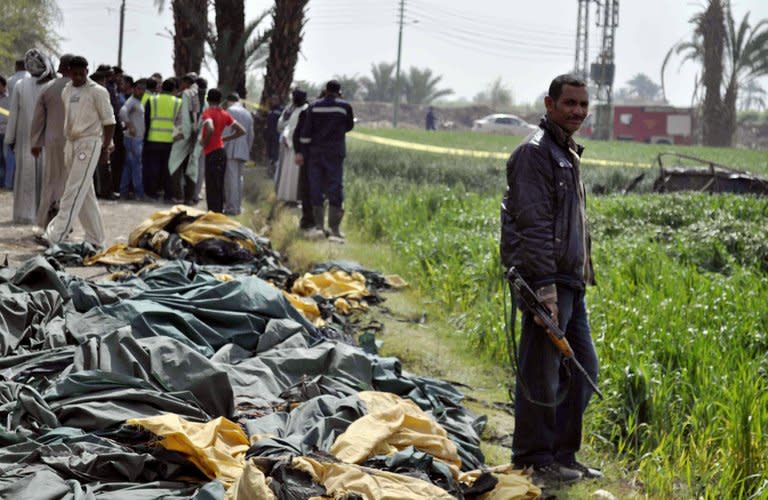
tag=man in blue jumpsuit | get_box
[297,80,354,243]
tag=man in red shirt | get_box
[200,88,245,212]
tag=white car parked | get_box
[471,114,538,136]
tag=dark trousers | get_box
[204,148,227,213]
[143,141,172,199]
[512,286,599,467]
[308,150,344,208]
[298,159,314,228]
[167,157,195,203]
[110,126,125,194]
[94,158,113,198]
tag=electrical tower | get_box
[573,0,591,81]
[591,0,619,140]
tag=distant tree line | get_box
[292,62,454,106]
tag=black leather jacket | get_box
[500,116,594,290]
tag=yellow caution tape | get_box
[0,106,8,117]
[242,99,266,112]
[347,131,653,169]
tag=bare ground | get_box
[0,189,172,278]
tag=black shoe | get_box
[557,460,604,479]
[531,463,582,488]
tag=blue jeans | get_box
[121,136,144,198]
[3,142,15,189]
[308,150,344,208]
[512,285,599,467]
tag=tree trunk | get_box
[172,0,207,76]
[722,78,738,146]
[260,0,308,108]
[700,0,727,146]
[214,0,246,97]
[253,0,308,162]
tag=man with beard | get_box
[31,53,74,228]
[5,48,55,224]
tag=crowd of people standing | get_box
[1,48,355,248]
[0,49,256,249]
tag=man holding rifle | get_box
[500,74,601,487]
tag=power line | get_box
[404,10,573,52]
[408,0,575,40]
[410,23,573,57]
[412,27,572,63]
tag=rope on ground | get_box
[347,131,654,169]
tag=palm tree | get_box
[361,62,396,102]
[154,0,207,76]
[402,67,453,105]
[474,77,513,109]
[661,1,768,146]
[739,79,766,111]
[260,0,309,108]
[333,74,362,101]
[208,0,270,97]
[625,73,662,101]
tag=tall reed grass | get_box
[344,141,768,497]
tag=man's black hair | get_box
[15,60,25,70]
[325,80,341,94]
[195,77,208,90]
[182,74,196,85]
[161,78,176,92]
[207,88,223,104]
[145,78,158,91]
[69,56,89,69]
[96,64,114,76]
[0,76,6,87]
[112,66,123,75]
[135,78,148,88]
[226,92,239,102]
[548,74,587,101]
[58,54,75,69]
[123,75,134,87]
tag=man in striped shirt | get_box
[297,80,354,243]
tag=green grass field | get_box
[343,133,768,498]
[355,126,768,174]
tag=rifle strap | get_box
[503,270,570,408]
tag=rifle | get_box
[507,266,604,400]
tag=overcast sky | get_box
[56,0,768,107]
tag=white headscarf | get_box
[24,48,55,83]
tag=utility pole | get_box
[117,0,126,67]
[393,0,405,128]
[591,0,619,140]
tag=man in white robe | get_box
[4,49,55,224]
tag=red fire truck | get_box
[611,105,695,145]
[578,105,695,144]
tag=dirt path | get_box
[0,190,173,278]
